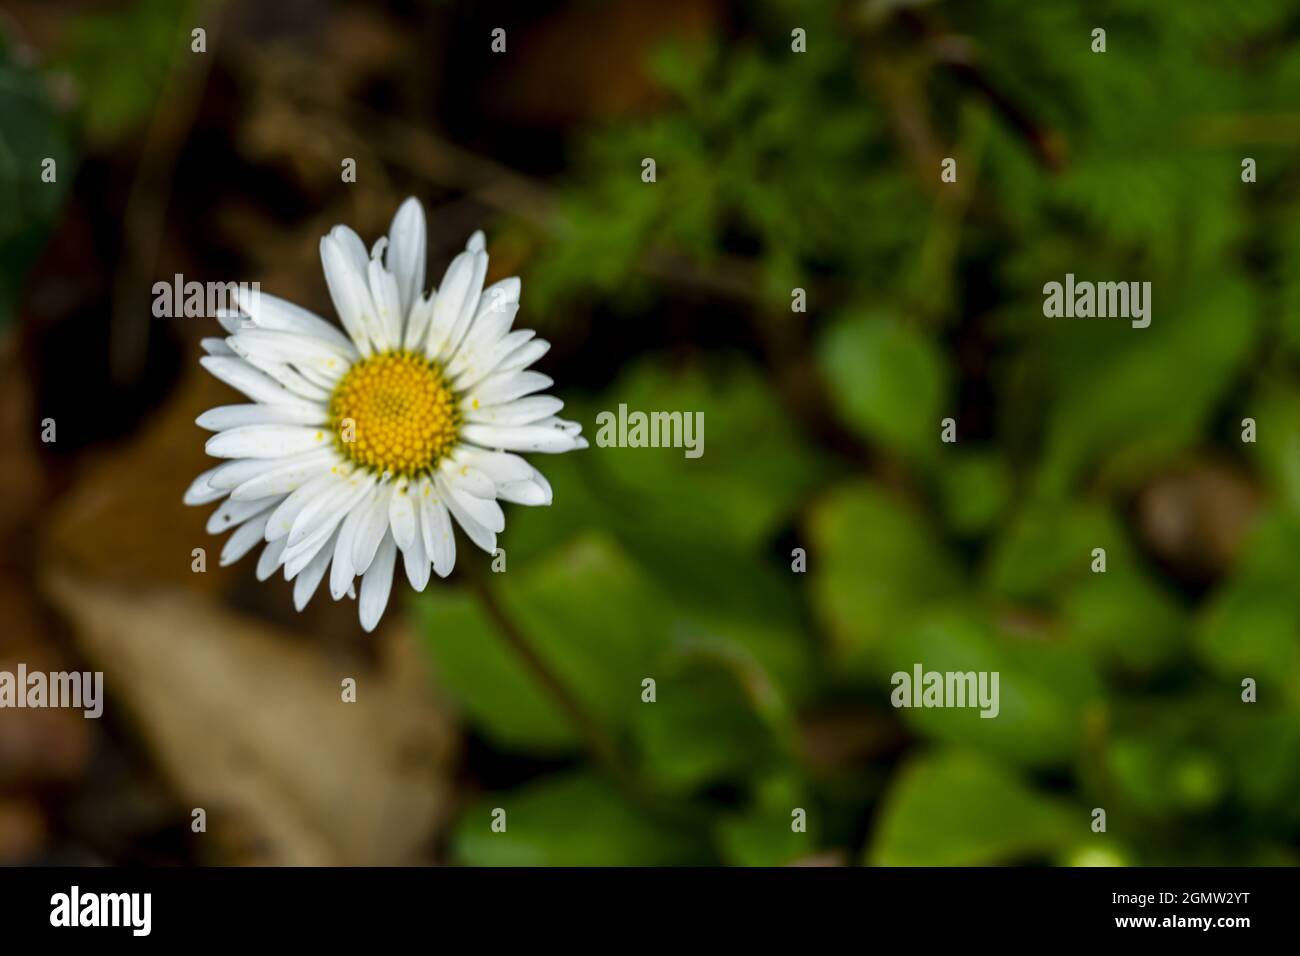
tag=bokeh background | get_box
[3,0,1300,866]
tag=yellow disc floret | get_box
[328,350,460,477]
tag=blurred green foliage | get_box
[0,33,72,327]
[52,0,193,142]
[419,0,1300,865]
[12,0,1300,866]
[0,0,188,327]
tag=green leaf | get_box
[416,532,665,753]
[985,499,1131,602]
[1060,572,1186,673]
[1108,736,1226,816]
[584,355,827,550]
[632,642,794,792]
[418,529,813,764]
[413,587,576,751]
[818,311,949,464]
[506,454,816,695]
[985,496,1187,675]
[868,750,1077,866]
[452,772,706,866]
[1220,710,1300,823]
[54,0,193,142]
[714,775,815,867]
[937,450,1013,535]
[884,609,1104,768]
[1243,381,1300,520]
[808,481,963,670]
[1034,276,1257,490]
[1195,511,1300,688]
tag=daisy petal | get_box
[387,197,427,321]
[212,455,304,492]
[257,537,288,580]
[321,231,378,356]
[494,337,551,376]
[183,466,227,505]
[403,292,435,352]
[200,356,318,410]
[289,472,374,547]
[227,329,353,383]
[446,481,505,533]
[359,532,397,632]
[205,424,331,459]
[465,395,564,426]
[265,472,341,540]
[447,302,518,382]
[465,369,553,408]
[366,258,400,352]
[294,527,339,609]
[478,276,521,320]
[444,250,488,360]
[215,310,245,334]
[389,483,417,551]
[201,337,235,356]
[497,474,553,506]
[437,474,498,552]
[196,403,326,431]
[231,349,332,403]
[230,448,336,500]
[426,251,476,360]
[207,496,276,535]
[418,483,456,578]
[439,460,496,499]
[352,485,393,575]
[453,448,535,484]
[451,330,538,391]
[461,421,585,454]
[234,288,358,357]
[402,506,431,592]
[330,501,367,600]
[221,511,273,566]
[283,509,349,578]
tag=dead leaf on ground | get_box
[43,569,456,865]
[1135,459,1263,585]
[0,638,92,788]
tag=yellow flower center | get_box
[328,350,460,476]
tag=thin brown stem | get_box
[466,572,635,788]
[110,0,226,384]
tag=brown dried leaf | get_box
[1135,460,1263,584]
[43,570,455,865]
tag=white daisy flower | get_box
[184,197,586,631]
